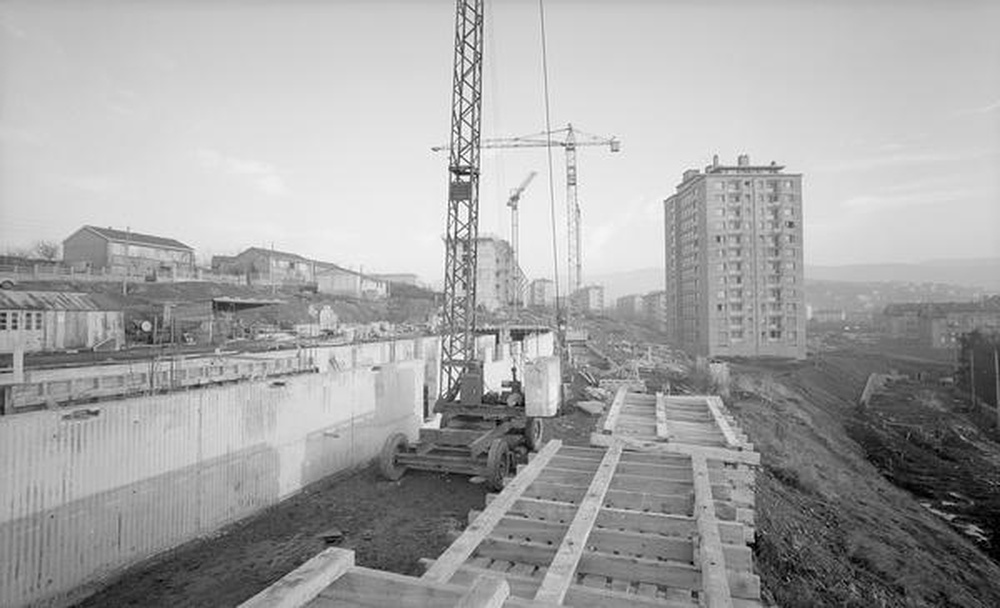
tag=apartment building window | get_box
[788,331,798,342]
[732,329,744,340]
[717,331,729,345]
[769,330,782,339]
[0,312,6,330]
[9,311,19,330]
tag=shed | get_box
[0,291,124,353]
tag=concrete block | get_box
[525,356,560,418]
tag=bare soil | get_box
[731,352,1000,607]
[71,410,593,608]
[72,466,486,608]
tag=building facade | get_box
[528,279,556,308]
[616,294,644,319]
[664,154,805,359]
[642,290,667,332]
[475,237,522,311]
[63,226,195,278]
[571,285,604,313]
[211,247,388,299]
[0,291,123,354]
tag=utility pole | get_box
[970,347,976,406]
[270,242,276,296]
[122,225,130,295]
[994,346,999,430]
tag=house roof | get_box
[78,226,193,251]
[235,247,387,283]
[0,290,120,311]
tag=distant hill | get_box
[807,258,1000,290]
[588,258,1000,303]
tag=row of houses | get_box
[615,291,667,331]
[879,296,1000,348]
[53,225,397,299]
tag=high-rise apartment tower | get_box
[664,154,805,359]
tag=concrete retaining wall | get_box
[0,331,553,607]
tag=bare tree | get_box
[33,240,60,260]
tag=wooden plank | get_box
[705,396,740,448]
[565,584,696,608]
[423,440,563,583]
[534,442,623,604]
[601,386,628,434]
[469,421,513,457]
[692,454,734,608]
[316,567,554,608]
[448,564,544,600]
[239,548,354,608]
[655,392,669,439]
[590,433,760,466]
[418,428,484,446]
[576,551,700,589]
[455,574,510,608]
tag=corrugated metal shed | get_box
[0,291,115,311]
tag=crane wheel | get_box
[379,432,409,481]
[525,417,544,452]
[486,438,511,491]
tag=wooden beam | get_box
[692,454,733,608]
[590,433,760,466]
[705,396,740,448]
[239,547,354,608]
[469,421,514,456]
[565,584,696,608]
[534,442,623,604]
[655,392,669,439]
[454,574,510,608]
[601,386,628,434]
[423,440,563,583]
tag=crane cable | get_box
[538,0,563,336]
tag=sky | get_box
[1,0,998,288]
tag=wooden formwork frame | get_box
[423,439,761,607]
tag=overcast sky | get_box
[1,0,998,286]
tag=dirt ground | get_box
[72,409,598,608]
[731,352,1000,607]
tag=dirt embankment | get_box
[730,353,1000,608]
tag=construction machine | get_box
[377,0,554,492]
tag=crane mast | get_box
[433,124,618,302]
[506,171,537,307]
[439,0,484,403]
[565,125,580,292]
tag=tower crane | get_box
[434,124,620,296]
[506,171,537,307]
[377,0,549,492]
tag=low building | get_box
[616,294,644,319]
[920,298,1000,349]
[572,285,604,313]
[0,291,123,353]
[528,279,556,308]
[63,225,195,279]
[211,247,388,299]
[879,303,923,337]
[373,273,420,286]
[642,290,667,331]
[809,308,847,325]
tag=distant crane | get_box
[434,123,620,296]
[506,171,537,307]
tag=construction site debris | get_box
[573,400,604,415]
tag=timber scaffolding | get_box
[241,387,763,608]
